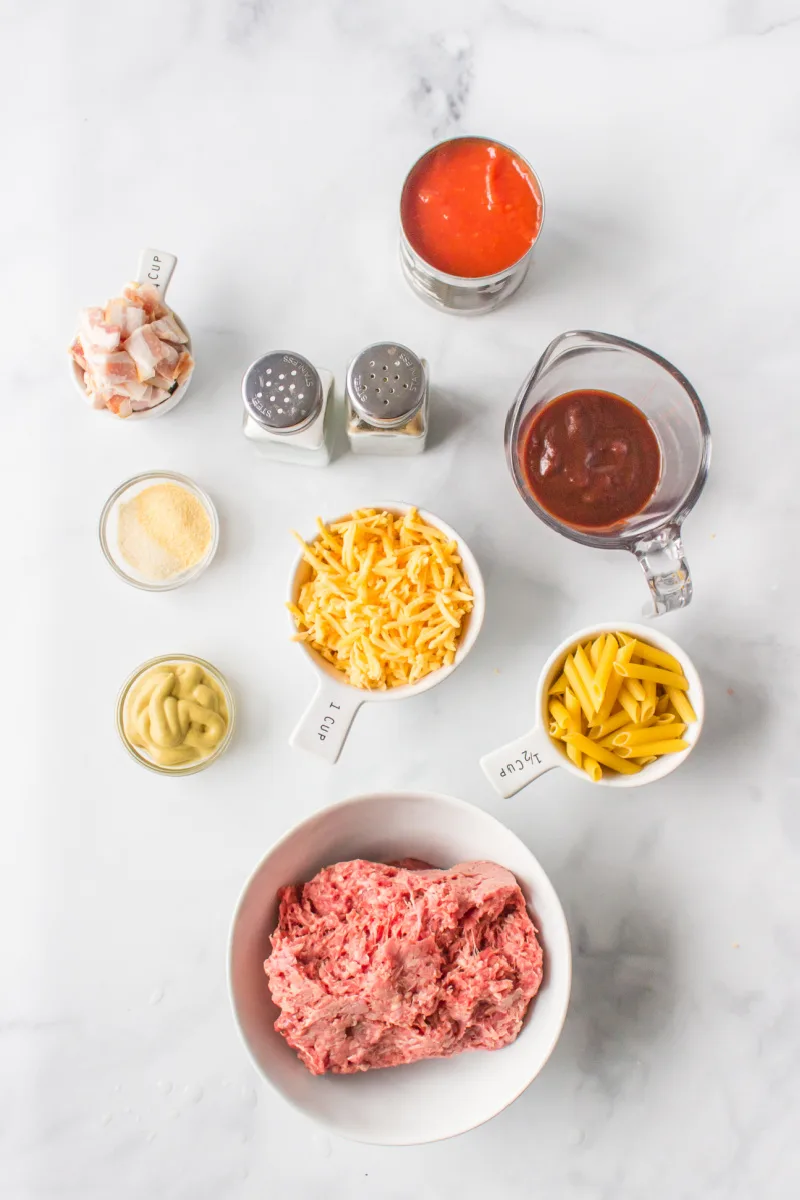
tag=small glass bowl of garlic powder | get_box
[99,471,218,590]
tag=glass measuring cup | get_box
[505,330,711,615]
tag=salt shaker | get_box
[345,342,428,456]
[242,351,335,466]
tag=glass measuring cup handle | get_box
[632,524,693,616]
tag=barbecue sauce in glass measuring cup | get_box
[519,389,662,530]
[506,331,711,616]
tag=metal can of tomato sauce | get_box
[399,135,545,316]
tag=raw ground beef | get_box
[264,858,544,1075]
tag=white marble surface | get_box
[3,0,799,1196]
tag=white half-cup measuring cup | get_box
[481,622,704,798]
[70,248,194,420]
[289,503,486,763]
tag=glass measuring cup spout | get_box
[505,330,711,616]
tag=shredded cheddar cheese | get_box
[288,508,474,689]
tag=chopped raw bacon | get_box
[149,313,189,344]
[148,373,178,391]
[174,350,193,386]
[121,304,146,336]
[122,281,166,320]
[86,349,138,383]
[84,373,108,410]
[124,325,178,381]
[70,279,193,417]
[78,307,121,353]
[70,338,88,371]
[104,298,127,328]
[105,394,133,418]
[115,379,150,403]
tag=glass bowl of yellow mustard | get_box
[117,654,235,775]
[99,471,219,592]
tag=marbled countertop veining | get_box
[2,1,799,1197]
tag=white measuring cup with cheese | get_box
[480,622,704,797]
[288,502,486,763]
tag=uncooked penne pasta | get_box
[616,739,689,759]
[563,686,582,768]
[596,733,627,749]
[547,629,697,783]
[613,723,686,747]
[564,656,594,724]
[564,687,581,729]
[596,639,634,723]
[548,698,571,729]
[595,668,624,724]
[590,633,619,709]
[583,757,602,782]
[617,685,640,724]
[614,662,690,691]
[617,640,637,665]
[589,707,630,740]
[566,744,582,769]
[573,645,597,706]
[563,732,641,774]
[629,641,683,674]
[589,635,605,671]
[641,679,657,721]
[667,687,697,723]
[564,687,583,767]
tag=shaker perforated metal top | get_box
[346,343,426,428]
[242,351,322,435]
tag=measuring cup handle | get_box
[480,726,560,799]
[632,525,693,616]
[136,248,177,298]
[290,681,362,764]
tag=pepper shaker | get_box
[242,351,335,466]
[345,342,428,456]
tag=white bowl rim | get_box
[227,789,572,1145]
[286,501,486,704]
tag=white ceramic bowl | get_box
[70,249,194,421]
[288,503,486,763]
[228,791,571,1145]
[481,621,705,797]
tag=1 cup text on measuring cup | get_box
[499,749,541,778]
[317,702,341,742]
[147,255,164,288]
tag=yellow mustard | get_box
[123,660,229,768]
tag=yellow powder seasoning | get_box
[118,483,212,581]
